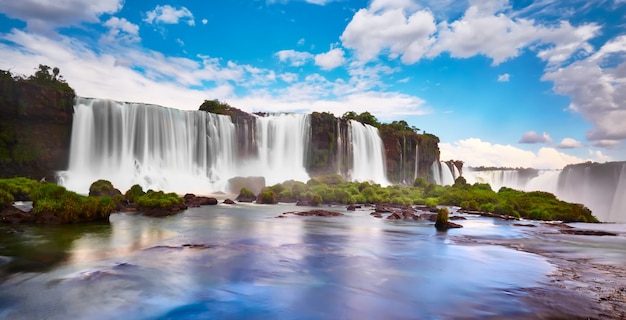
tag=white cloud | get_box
[341,6,437,63]
[144,5,195,26]
[275,49,313,66]
[202,19,208,25]
[0,0,122,32]
[102,17,140,44]
[542,35,626,148]
[497,73,510,82]
[297,38,305,46]
[556,138,582,149]
[519,131,553,144]
[314,47,346,70]
[279,72,299,83]
[440,138,597,169]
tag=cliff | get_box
[0,71,75,181]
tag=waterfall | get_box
[431,161,456,186]
[462,163,626,222]
[237,113,311,185]
[59,98,237,194]
[349,120,388,185]
[414,143,419,181]
[59,98,393,195]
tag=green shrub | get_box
[425,198,438,208]
[311,194,322,206]
[479,203,495,213]
[258,189,277,204]
[317,174,345,185]
[0,189,14,209]
[136,191,183,208]
[239,188,255,198]
[435,207,450,230]
[89,179,115,195]
[460,199,479,211]
[0,177,39,199]
[124,184,145,203]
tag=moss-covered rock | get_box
[236,187,256,202]
[135,190,186,217]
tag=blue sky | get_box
[0,0,625,169]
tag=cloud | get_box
[297,38,305,46]
[275,49,314,66]
[144,5,195,26]
[542,35,626,148]
[556,138,582,149]
[340,6,437,63]
[497,73,510,82]
[0,0,122,32]
[202,19,208,25]
[102,17,140,44]
[519,131,553,144]
[440,138,599,169]
[314,47,346,70]
[429,3,599,66]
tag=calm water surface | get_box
[0,204,558,319]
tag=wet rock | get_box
[0,206,34,223]
[541,222,574,229]
[184,194,218,207]
[370,212,383,218]
[283,210,343,217]
[387,212,402,220]
[296,199,316,206]
[559,229,617,236]
[142,203,188,217]
[223,199,235,205]
[513,223,537,227]
[347,204,356,211]
[449,216,467,220]
[420,213,437,222]
[375,205,394,213]
[480,212,519,220]
[227,176,266,196]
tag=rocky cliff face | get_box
[0,76,74,181]
[379,128,440,184]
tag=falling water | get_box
[59,98,237,194]
[349,120,388,185]
[237,113,311,185]
[461,163,626,222]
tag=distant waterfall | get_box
[59,98,237,194]
[462,163,626,222]
[349,120,388,185]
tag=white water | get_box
[59,98,237,194]
[349,120,388,185]
[237,114,311,185]
[463,165,626,222]
[59,99,390,194]
[431,161,458,186]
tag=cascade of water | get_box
[439,162,455,186]
[413,142,419,181]
[349,120,388,185]
[609,163,626,222]
[431,161,442,185]
[238,113,311,185]
[59,98,237,194]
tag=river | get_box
[0,203,624,319]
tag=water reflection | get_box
[0,205,572,319]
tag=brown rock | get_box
[223,199,235,204]
[283,210,343,217]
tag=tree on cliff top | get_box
[341,111,381,127]
[26,64,75,95]
[199,99,232,114]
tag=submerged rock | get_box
[559,229,617,236]
[223,199,235,205]
[282,210,344,217]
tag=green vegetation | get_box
[124,184,145,203]
[258,188,277,204]
[239,187,255,198]
[135,190,183,208]
[199,99,232,114]
[25,181,114,223]
[435,207,450,230]
[0,177,38,200]
[342,111,381,127]
[26,64,75,95]
[255,174,597,223]
[89,179,116,196]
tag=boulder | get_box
[227,176,266,196]
[347,204,357,211]
[142,202,188,217]
[223,199,235,205]
[184,193,218,207]
[387,212,402,220]
[559,229,617,236]
[0,206,34,223]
